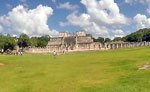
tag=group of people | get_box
[53,50,66,58]
[13,51,23,56]
[0,49,4,54]
[0,49,23,56]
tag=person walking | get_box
[20,51,23,56]
[1,49,4,55]
[53,51,57,59]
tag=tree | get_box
[0,35,5,49]
[93,37,104,43]
[142,29,150,41]
[105,38,111,42]
[37,35,51,47]
[86,34,92,37]
[124,28,150,42]
[113,37,122,41]
[18,34,31,48]
[0,35,16,51]
[126,32,143,42]
[30,35,51,47]
[30,37,38,47]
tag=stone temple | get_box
[46,31,104,52]
[25,31,150,53]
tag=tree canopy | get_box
[105,38,111,42]
[125,28,150,42]
[93,37,105,43]
[0,33,51,52]
[18,34,31,48]
[30,35,51,47]
[0,35,16,51]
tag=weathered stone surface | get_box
[24,32,150,53]
[25,31,104,53]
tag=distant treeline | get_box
[124,28,150,42]
[0,34,50,51]
[1,28,150,51]
[93,28,150,43]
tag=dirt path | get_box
[0,63,5,66]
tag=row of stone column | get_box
[106,42,150,49]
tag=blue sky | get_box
[0,0,150,38]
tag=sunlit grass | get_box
[0,47,150,92]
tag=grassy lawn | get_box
[0,47,150,92]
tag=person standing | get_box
[53,51,57,59]
[20,51,23,56]
[1,49,4,55]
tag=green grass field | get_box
[0,47,150,92]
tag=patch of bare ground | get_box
[139,63,150,70]
[0,63,5,67]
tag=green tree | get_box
[37,35,51,47]
[113,37,122,41]
[105,38,111,42]
[30,37,38,47]
[126,32,143,42]
[18,34,31,48]
[0,35,16,51]
[124,28,150,42]
[93,37,104,43]
[30,35,51,47]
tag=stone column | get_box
[116,44,119,49]
[110,44,112,49]
[124,44,126,48]
[112,44,114,49]
[120,43,122,48]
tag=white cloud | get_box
[81,0,130,26]
[139,0,150,4]
[125,0,132,4]
[0,25,3,33]
[19,0,28,7]
[60,0,130,37]
[0,5,59,37]
[60,11,109,37]
[125,0,150,15]
[113,29,125,37]
[12,34,17,37]
[52,0,56,3]
[6,4,12,9]
[124,0,138,4]
[50,29,59,37]
[20,0,26,3]
[147,7,150,15]
[57,2,79,10]
[124,0,150,4]
[134,14,150,29]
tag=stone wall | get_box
[24,41,150,53]
[106,41,150,49]
[24,42,105,53]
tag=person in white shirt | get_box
[20,51,23,56]
[1,49,4,54]
[53,51,57,59]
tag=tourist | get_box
[1,49,4,54]
[15,50,17,55]
[20,51,23,56]
[53,51,57,58]
[63,50,65,54]
[16,51,18,55]
[18,51,20,55]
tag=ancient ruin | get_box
[25,31,150,53]
[46,31,106,52]
[25,31,105,53]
